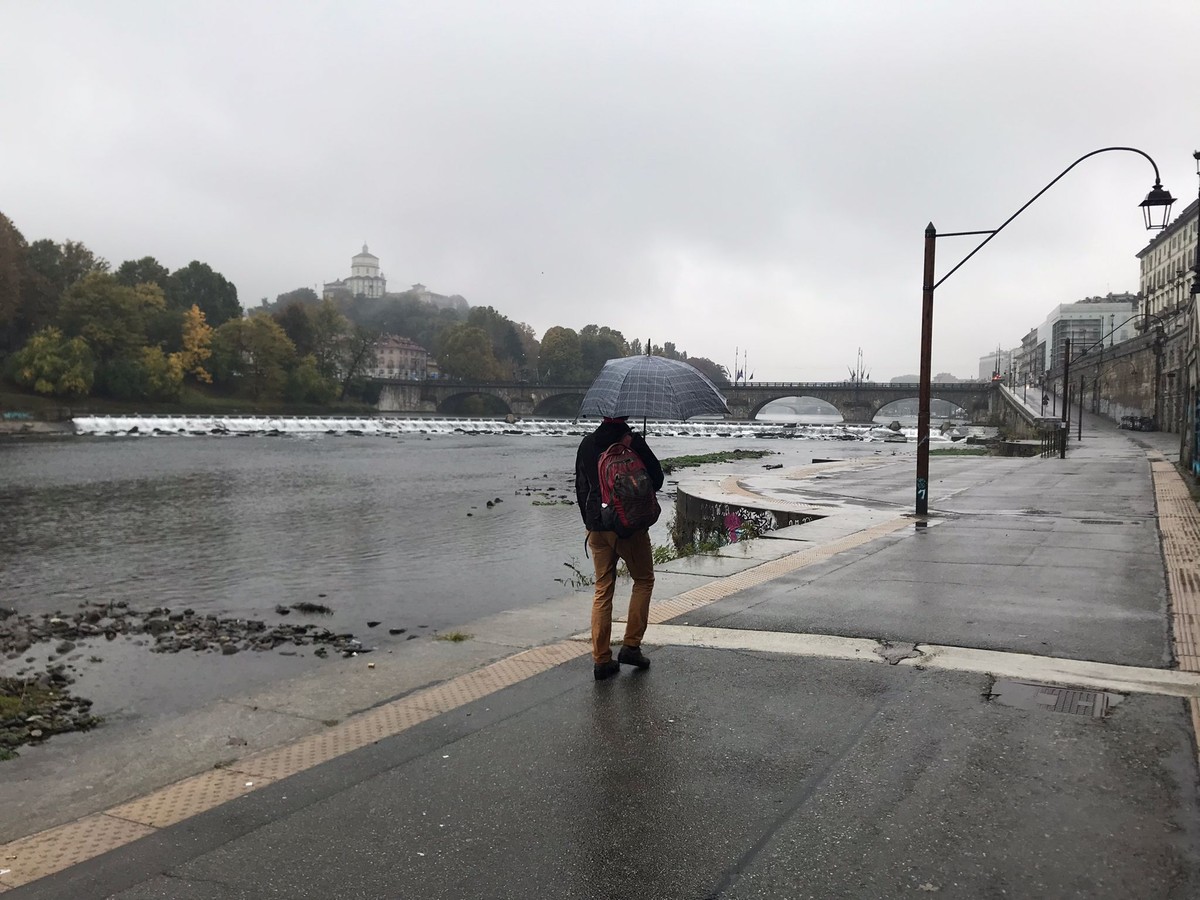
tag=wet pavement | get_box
[5,415,1200,899]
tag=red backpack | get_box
[597,441,661,537]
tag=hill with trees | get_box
[1,209,729,410]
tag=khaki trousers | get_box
[587,529,654,664]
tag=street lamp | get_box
[917,147,1175,517]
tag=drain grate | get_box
[988,679,1121,719]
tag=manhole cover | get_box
[1079,519,1126,526]
[987,680,1122,719]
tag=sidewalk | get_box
[4,418,1200,898]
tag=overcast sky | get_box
[2,1,1197,381]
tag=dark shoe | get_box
[618,645,650,670]
[593,660,620,681]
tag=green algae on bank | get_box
[660,449,775,474]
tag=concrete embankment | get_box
[0,420,74,438]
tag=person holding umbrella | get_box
[574,416,664,680]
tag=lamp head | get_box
[1139,181,1175,230]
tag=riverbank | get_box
[0,385,379,422]
[0,419,73,437]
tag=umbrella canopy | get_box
[578,355,729,420]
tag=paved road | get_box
[5,416,1199,899]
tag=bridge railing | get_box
[377,378,993,393]
[725,381,991,390]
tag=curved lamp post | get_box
[916,147,1175,517]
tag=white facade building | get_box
[1035,295,1138,372]
[324,244,387,300]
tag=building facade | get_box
[977,348,1015,382]
[324,245,387,300]
[1035,295,1138,373]
[1137,199,1199,324]
[1137,199,1198,441]
[369,334,430,380]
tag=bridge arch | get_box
[876,396,972,420]
[531,392,587,417]
[753,395,843,420]
[436,390,512,416]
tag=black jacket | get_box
[575,421,664,531]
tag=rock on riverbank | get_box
[1,670,100,759]
[0,602,370,756]
[1,602,368,661]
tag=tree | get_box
[467,306,525,378]
[273,301,317,358]
[310,298,349,379]
[210,313,295,400]
[337,325,380,400]
[537,326,584,383]
[285,354,338,404]
[57,274,166,364]
[179,304,213,383]
[115,256,170,289]
[579,324,627,380]
[138,346,185,401]
[514,322,540,379]
[8,327,93,398]
[685,356,730,387]
[437,323,502,381]
[0,212,26,352]
[273,287,319,308]
[361,292,465,353]
[167,261,241,326]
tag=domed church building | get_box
[323,244,387,300]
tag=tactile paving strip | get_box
[107,770,276,829]
[1150,460,1200,755]
[0,814,154,888]
[1153,461,1200,660]
[647,515,913,623]
[0,640,589,887]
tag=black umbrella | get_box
[578,355,729,421]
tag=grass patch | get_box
[435,631,472,643]
[555,559,594,589]
[660,449,774,475]
[929,447,989,456]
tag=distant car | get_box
[1119,415,1157,432]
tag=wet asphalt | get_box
[11,418,1200,900]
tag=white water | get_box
[71,415,954,442]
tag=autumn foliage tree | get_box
[8,327,94,398]
[179,304,213,384]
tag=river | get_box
[0,421,915,719]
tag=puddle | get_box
[987,679,1124,719]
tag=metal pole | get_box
[916,223,936,517]
[1061,338,1072,424]
[1078,373,1084,440]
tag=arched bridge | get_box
[378,379,996,423]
